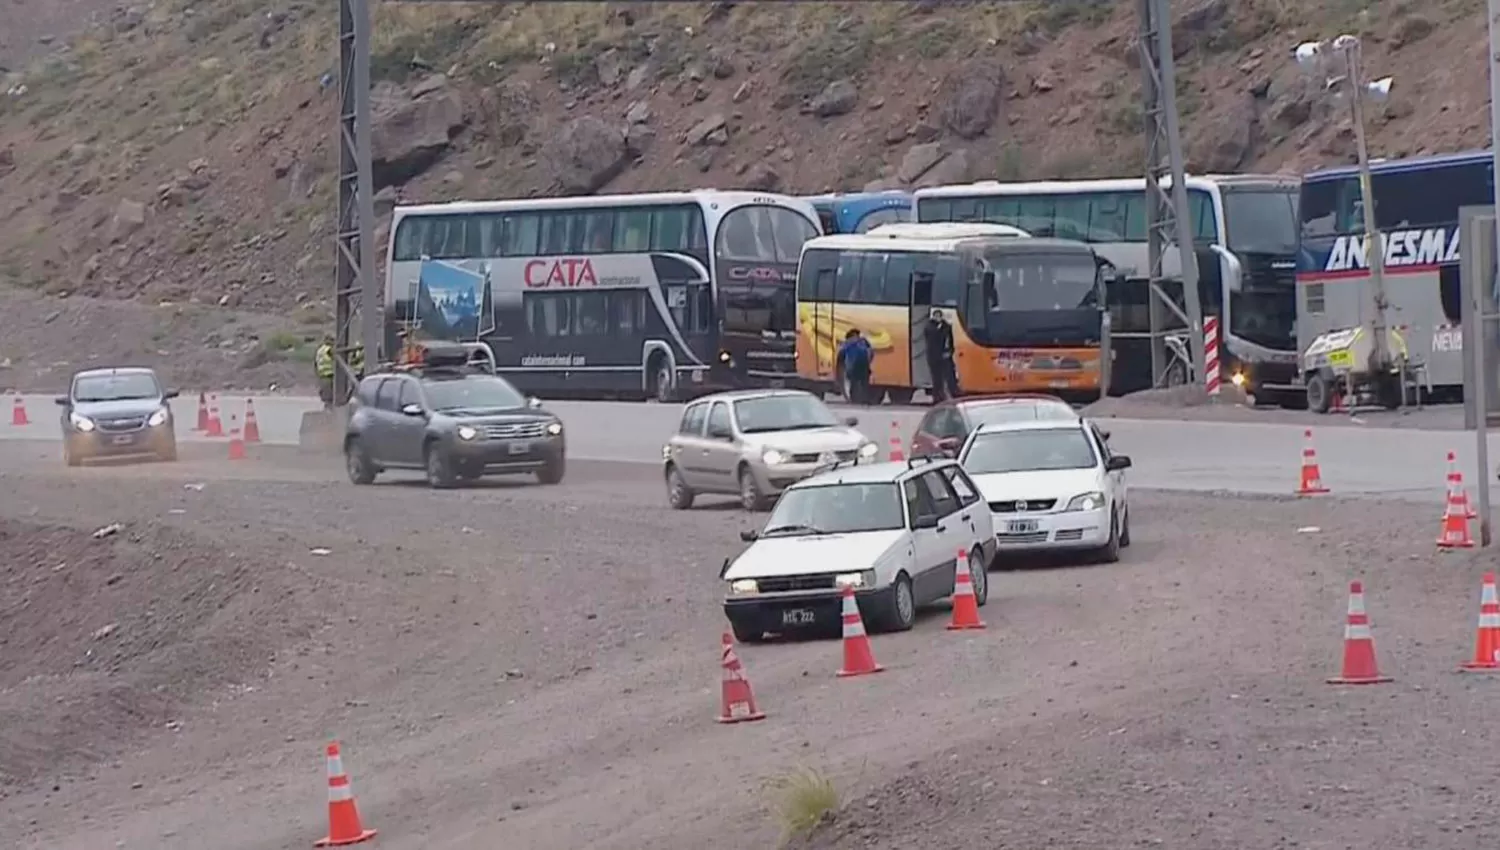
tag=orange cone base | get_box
[1458,661,1500,672]
[1437,538,1475,549]
[836,663,884,678]
[716,708,766,724]
[1326,674,1392,685]
[1297,486,1329,495]
[315,828,377,846]
[946,620,985,631]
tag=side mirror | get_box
[1099,430,1111,441]
[912,514,940,530]
[738,530,758,543]
[843,416,859,427]
[162,389,180,400]
[55,396,70,406]
[527,397,543,409]
[400,403,425,416]
[1106,455,1132,471]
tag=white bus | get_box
[914,175,1302,402]
[385,190,822,401]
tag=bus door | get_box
[909,269,933,389]
[812,263,839,381]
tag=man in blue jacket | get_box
[836,328,874,405]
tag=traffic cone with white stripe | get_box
[1327,581,1392,685]
[227,414,246,461]
[1460,573,1500,672]
[314,741,376,846]
[836,585,883,677]
[716,631,766,723]
[1296,429,1328,495]
[946,547,985,630]
[1437,481,1474,549]
[10,393,28,426]
[205,394,224,437]
[194,392,209,432]
[243,398,261,443]
[887,420,904,462]
[1445,451,1477,519]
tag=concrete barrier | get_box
[298,407,349,454]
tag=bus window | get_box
[933,253,962,307]
[427,216,468,259]
[1375,164,1492,230]
[504,214,540,256]
[854,207,906,233]
[1187,189,1217,242]
[1299,180,1339,237]
[652,206,707,253]
[1052,196,1091,241]
[718,206,816,263]
[540,214,577,254]
[834,252,862,302]
[772,209,818,261]
[476,214,504,256]
[582,211,615,252]
[951,199,979,221]
[798,249,838,300]
[817,208,838,233]
[393,217,429,261]
[852,253,890,303]
[613,209,651,251]
[882,252,917,306]
[613,290,647,333]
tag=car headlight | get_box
[456,425,478,441]
[1065,491,1105,511]
[762,448,787,465]
[858,441,878,458]
[834,570,875,589]
[546,421,562,436]
[147,408,169,427]
[70,412,95,432]
[729,579,759,595]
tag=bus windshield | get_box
[1223,188,1299,255]
[983,250,1100,310]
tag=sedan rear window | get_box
[763,483,904,535]
[963,427,1098,474]
[965,400,1077,428]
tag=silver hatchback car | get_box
[662,389,879,511]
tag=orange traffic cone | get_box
[716,631,766,723]
[946,547,985,630]
[10,393,27,426]
[194,392,209,432]
[887,420,904,462]
[227,414,246,460]
[1445,451,1478,519]
[244,398,261,443]
[1460,573,1500,672]
[1296,429,1328,495]
[836,585,883,677]
[1327,581,1392,685]
[1437,482,1474,549]
[314,741,377,846]
[205,394,224,437]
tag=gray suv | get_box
[343,350,565,489]
[57,367,179,466]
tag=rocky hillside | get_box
[0,0,1487,386]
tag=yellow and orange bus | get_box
[794,226,1110,403]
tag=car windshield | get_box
[965,400,1077,427]
[962,427,1098,474]
[422,376,527,411]
[734,395,841,434]
[72,373,160,402]
[763,483,905,535]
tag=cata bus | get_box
[1297,150,1491,405]
[385,191,822,401]
[794,231,1110,403]
[914,175,1302,404]
[802,191,912,234]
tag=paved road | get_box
[3,393,1493,502]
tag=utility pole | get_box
[1138,0,1206,389]
[333,0,378,408]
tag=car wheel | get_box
[738,465,769,512]
[873,573,916,633]
[536,457,565,485]
[158,442,178,462]
[967,547,989,607]
[424,443,458,489]
[730,618,765,644]
[1119,505,1131,547]
[63,440,81,468]
[345,438,377,485]
[1305,371,1332,414]
[1094,508,1122,563]
[665,464,696,509]
[651,359,674,403]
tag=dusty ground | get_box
[0,441,1494,849]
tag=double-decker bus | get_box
[1297,150,1492,401]
[385,191,822,401]
[802,191,911,234]
[794,230,1110,403]
[914,175,1302,403]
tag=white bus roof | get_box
[393,190,817,218]
[866,222,1030,239]
[913,173,1298,198]
[802,233,1091,255]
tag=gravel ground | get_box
[0,445,1495,849]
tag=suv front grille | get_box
[788,449,858,464]
[757,574,838,594]
[988,499,1057,513]
[482,422,547,440]
[97,416,147,432]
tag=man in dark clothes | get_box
[836,328,874,405]
[924,308,959,402]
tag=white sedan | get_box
[957,419,1131,563]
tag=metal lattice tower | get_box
[332,0,1206,402]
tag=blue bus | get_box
[1297,150,1493,400]
[802,191,912,234]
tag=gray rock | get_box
[596,48,623,87]
[625,100,652,125]
[371,83,464,188]
[940,61,1004,139]
[409,74,447,99]
[479,80,537,149]
[897,142,945,184]
[109,199,146,243]
[811,79,858,117]
[744,163,780,191]
[685,113,728,146]
[915,149,971,188]
[625,65,650,91]
[543,116,628,194]
[625,123,656,157]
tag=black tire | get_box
[1093,508,1122,563]
[536,457,565,485]
[738,465,769,512]
[1119,505,1131,547]
[345,438,377,485]
[967,547,989,607]
[424,443,458,489]
[1305,371,1332,414]
[872,573,917,633]
[730,619,765,644]
[665,463,696,509]
[649,356,674,403]
[1165,360,1189,388]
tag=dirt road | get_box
[1,444,1495,849]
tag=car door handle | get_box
[960,514,970,521]
[936,524,947,533]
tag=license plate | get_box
[1007,519,1038,533]
[781,608,815,626]
[111,435,134,445]
[507,441,529,455]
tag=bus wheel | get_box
[1304,372,1332,414]
[886,388,915,406]
[1164,361,1189,388]
[648,356,674,403]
